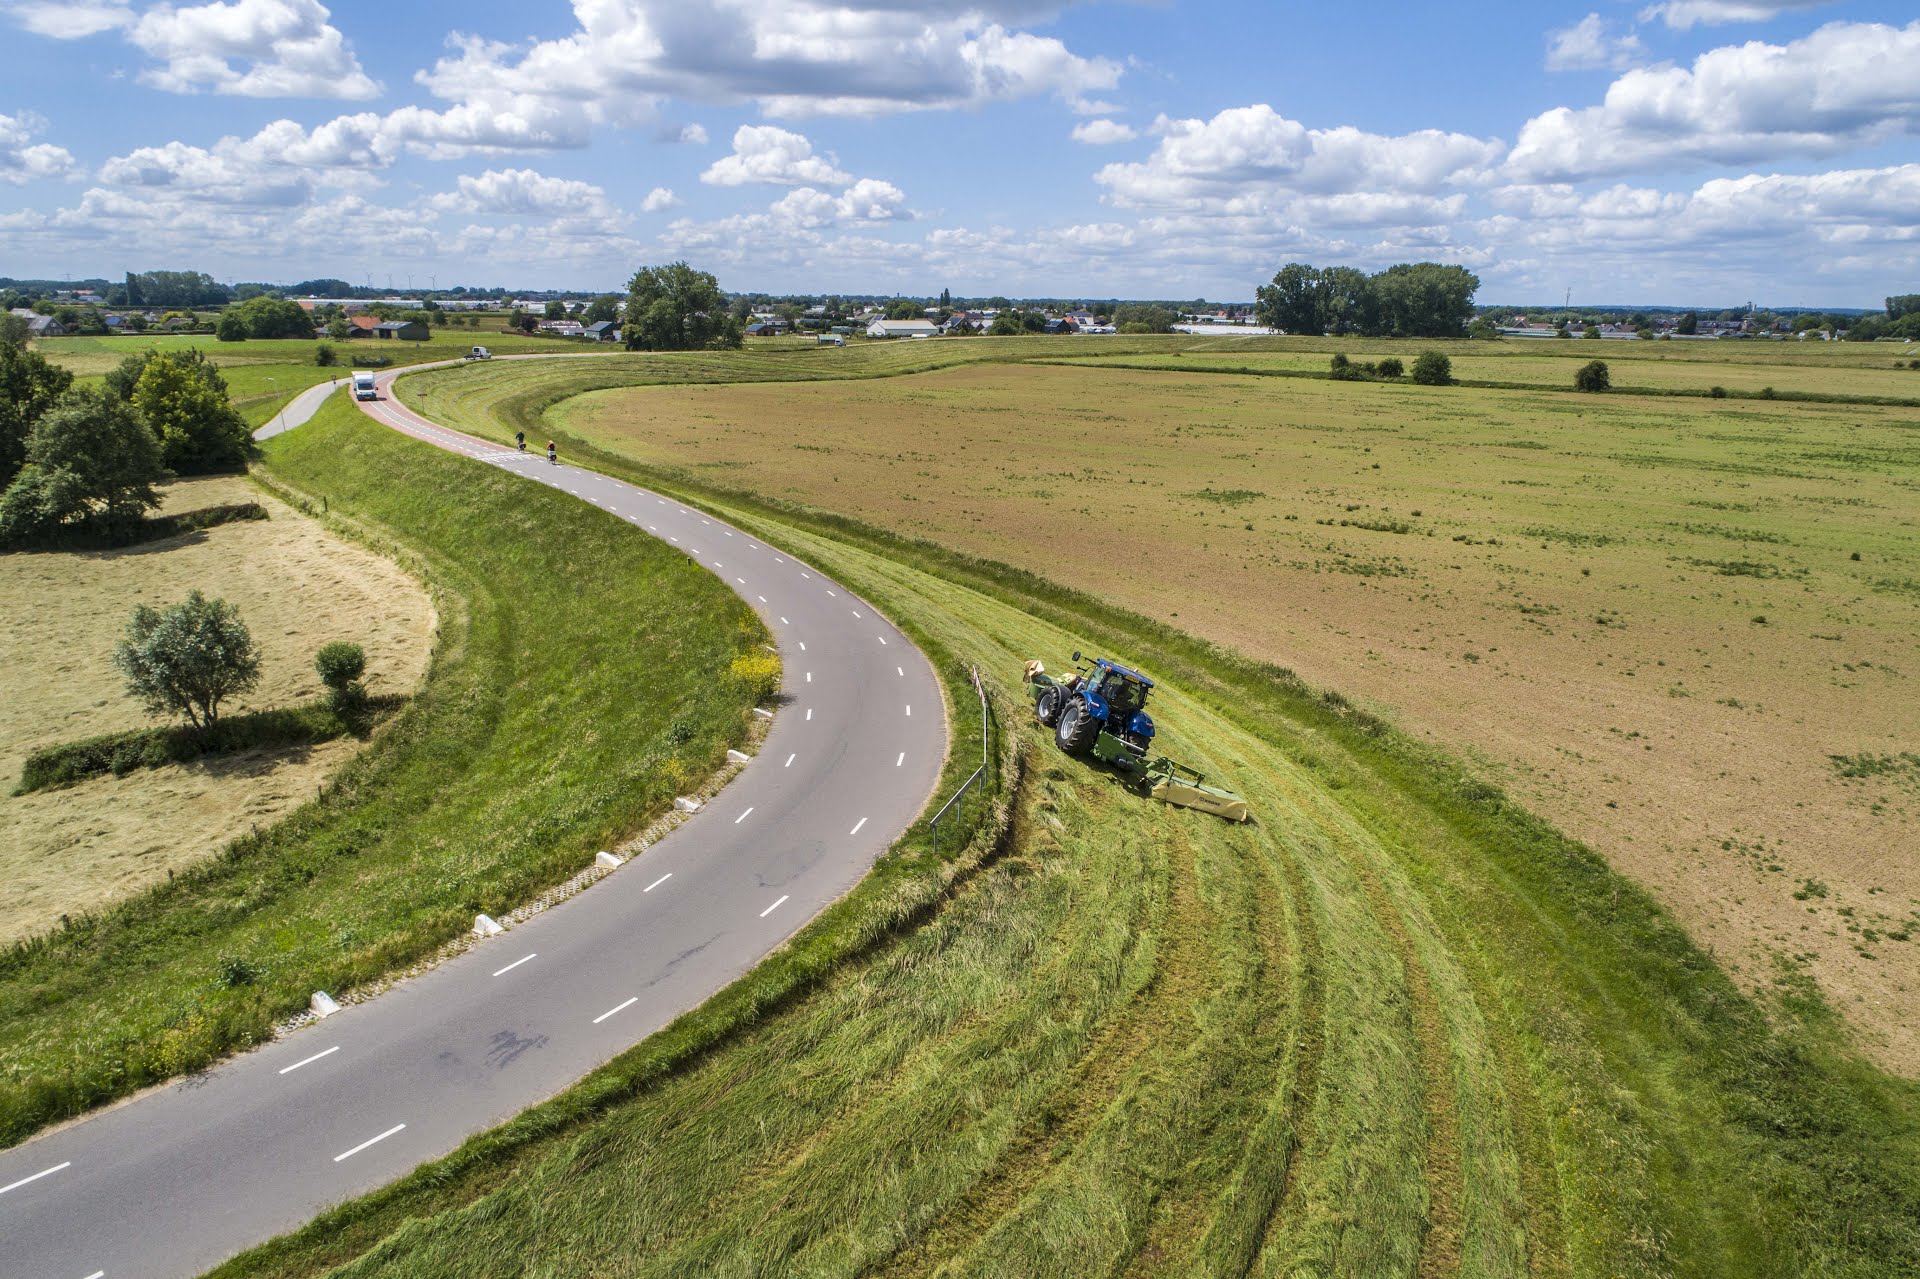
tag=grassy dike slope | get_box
[205,364,1920,1277]
[0,394,768,1144]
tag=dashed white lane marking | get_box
[593,997,639,1025]
[492,953,537,977]
[827,590,838,598]
[906,704,913,717]
[780,616,789,624]
[774,557,784,563]
[784,753,796,767]
[333,1124,406,1163]
[646,872,672,892]
[758,596,767,603]
[669,536,679,544]
[897,752,906,768]
[760,895,789,918]
[657,499,665,505]
[878,635,887,645]
[82,1271,105,1279]
[802,572,812,580]
[806,708,813,721]
[806,672,812,683]
[798,641,806,651]
[279,1045,341,1075]
[724,530,733,537]
[735,807,754,824]
[0,1161,70,1196]
[849,817,868,836]
[648,525,658,531]
[897,666,905,677]
[736,577,746,585]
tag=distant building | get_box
[866,319,939,339]
[9,309,66,337]
[537,320,585,337]
[584,321,621,342]
[372,320,429,341]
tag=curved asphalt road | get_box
[0,364,947,1279]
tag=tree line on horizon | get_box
[1255,262,1481,338]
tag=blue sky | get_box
[1,1,1917,305]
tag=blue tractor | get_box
[1024,651,1251,821]
[1030,651,1156,768]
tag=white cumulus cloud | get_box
[1510,19,1920,180]
[430,167,613,217]
[701,125,850,187]
[1641,0,1832,30]
[1546,14,1645,71]
[0,110,80,184]
[1071,119,1137,145]
[641,186,681,212]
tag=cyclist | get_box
[546,440,557,465]
[515,430,525,451]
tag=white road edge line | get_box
[735,807,754,824]
[760,895,789,917]
[0,1161,70,1196]
[492,953,537,977]
[593,997,639,1025]
[279,1045,341,1075]
[333,1124,406,1163]
[645,872,672,892]
[850,817,868,836]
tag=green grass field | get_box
[194,348,1920,1276]
[0,395,770,1145]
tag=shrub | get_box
[1759,385,1777,399]
[1584,325,1602,339]
[314,344,337,368]
[1575,359,1611,392]
[114,591,261,731]
[728,650,781,703]
[214,311,247,342]
[1410,350,1452,386]
[1709,385,1728,398]
[315,640,367,710]
[1375,356,1404,379]
[216,956,264,988]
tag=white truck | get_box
[465,345,492,361]
[351,370,378,401]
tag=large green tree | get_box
[0,386,166,543]
[229,295,315,339]
[583,294,620,324]
[0,339,74,488]
[114,590,261,731]
[133,350,250,473]
[623,262,743,351]
[1257,261,1477,337]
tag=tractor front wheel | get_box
[1035,685,1064,727]
[1055,699,1099,756]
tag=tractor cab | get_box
[1080,657,1155,748]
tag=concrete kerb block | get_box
[753,707,775,719]
[674,796,703,813]
[595,850,625,869]
[310,991,341,1018]
[727,749,751,764]
[474,913,503,937]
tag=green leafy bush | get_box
[315,640,367,710]
[1575,360,1611,392]
[1410,350,1452,385]
[114,591,261,731]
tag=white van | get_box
[352,371,377,401]
[466,345,492,361]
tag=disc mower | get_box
[1024,652,1250,822]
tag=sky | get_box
[0,1,1917,306]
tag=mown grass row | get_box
[0,395,769,1146]
[197,364,1920,1275]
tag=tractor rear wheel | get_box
[1055,698,1098,756]
[1035,685,1063,727]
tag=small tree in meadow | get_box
[314,641,367,711]
[1410,350,1452,386]
[1575,359,1611,392]
[114,591,260,731]
[1375,356,1404,379]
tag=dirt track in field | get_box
[559,361,1920,1072]
[0,475,434,945]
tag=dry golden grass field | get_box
[0,474,433,945]
[554,358,1920,1071]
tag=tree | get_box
[1410,350,1452,386]
[1675,311,1698,336]
[1112,303,1177,333]
[113,591,260,732]
[0,312,27,350]
[544,299,567,320]
[989,310,1025,336]
[314,640,367,711]
[1574,359,1611,392]
[1888,295,1920,321]
[0,387,165,543]
[134,350,250,473]
[215,311,248,342]
[326,313,354,341]
[884,299,923,320]
[583,294,620,324]
[1584,324,1602,339]
[1370,262,1479,337]
[229,295,314,339]
[622,262,743,351]
[0,340,74,488]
